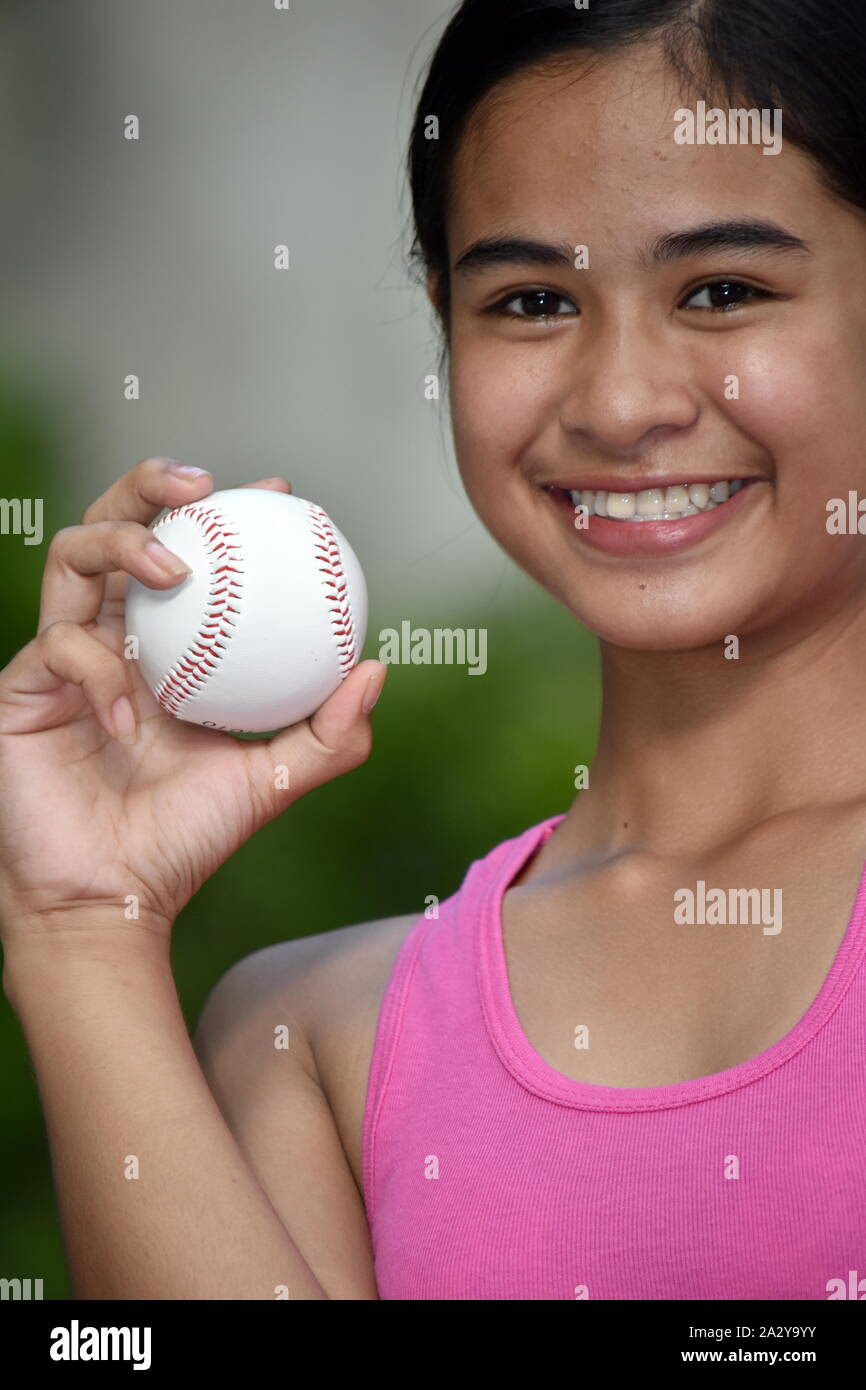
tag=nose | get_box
[558,315,700,455]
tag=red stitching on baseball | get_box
[147,500,355,720]
[150,504,245,718]
[305,501,358,676]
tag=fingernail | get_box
[111,695,138,744]
[167,462,210,478]
[145,540,193,577]
[361,666,387,714]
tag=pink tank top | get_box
[361,814,866,1300]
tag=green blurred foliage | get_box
[0,374,600,1299]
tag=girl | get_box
[3,0,866,1300]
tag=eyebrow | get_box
[453,219,812,276]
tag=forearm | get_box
[3,925,327,1300]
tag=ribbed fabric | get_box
[361,814,866,1300]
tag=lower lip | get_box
[547,482,763,557]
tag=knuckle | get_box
[53,518,142,557]
[87,652,124,687]
[344,726,373,767]
[81,461,159,525]
[114,518,147,541]
[40,618,78,650]
[47,524,77,555]
[112,519,148,549]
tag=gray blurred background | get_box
[0,0,518,600]
[0,0,600,1298]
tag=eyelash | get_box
[485,278,777,321]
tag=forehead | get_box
[447,42,822,261]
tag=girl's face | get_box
[437,43,866,652]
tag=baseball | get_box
[124,487,368,733]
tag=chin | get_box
[545,580,762,653]
[587,620,736,652]
[586,620,736,652]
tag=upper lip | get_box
[545,475,759,492]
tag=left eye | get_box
[681,280,771,311]
[490,289,578,320]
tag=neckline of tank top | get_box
[474,812,866,1112]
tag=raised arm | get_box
[0,459,386,1299]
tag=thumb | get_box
[258,659,388,802]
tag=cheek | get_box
[723,323,866,478]
[708,333,866,609]
[724,334,866,573]
[449,339,551,485]
[450,364,548,563]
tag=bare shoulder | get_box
[194,911,422,1188]
[199,911,420,1058]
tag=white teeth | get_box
[607,492,636,519]
[566,478,749,521]
[636,488,664,517]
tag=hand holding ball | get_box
[125,488,368,733]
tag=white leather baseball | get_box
[124,488,368,733]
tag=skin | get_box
[430,42,866,1085]
[4,39,866,1298]
[0,463,390,1297]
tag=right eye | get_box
[486,289,579,321]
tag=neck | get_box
[562,602,866,858]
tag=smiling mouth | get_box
[552,477,756,522]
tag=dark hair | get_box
[407,0,866,351]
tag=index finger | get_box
[88,468,294,614]
[79,458,215,615]
[82,457,214,527]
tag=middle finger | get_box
[38,521,191,633]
